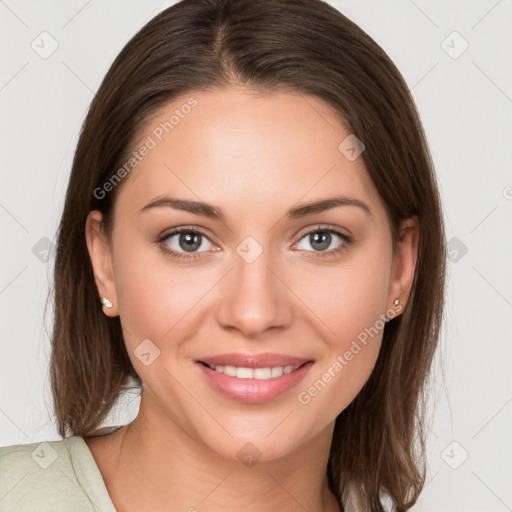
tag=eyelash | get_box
[157,224,353,261]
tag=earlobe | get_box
[85,210,119,317]
[387,216,420,315]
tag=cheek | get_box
[112,241,208,352]
[295,242,392,410]
[301,240,392,344]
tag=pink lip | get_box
[195,355,314,404]
[198,352,311,368]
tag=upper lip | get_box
[198,353,313,368]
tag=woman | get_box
[0,0,445,510]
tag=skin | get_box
[84,86,419,512]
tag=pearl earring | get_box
[101,297,113,308]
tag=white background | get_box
[1,1,511,510]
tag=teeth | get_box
[223,365,237,377]
[209,364,300,379]
[271,367,283,377]
[236,367,254,379]
[254,367,272,380]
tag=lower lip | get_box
[196,362,313,403]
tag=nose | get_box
[215,243,294,338]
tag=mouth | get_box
[195,353,314,403]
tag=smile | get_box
[196,355,314,403]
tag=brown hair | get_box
[50,0,446,510]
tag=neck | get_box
[93,392,341,512]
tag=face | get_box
[87,86,417,462]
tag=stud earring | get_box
[393,298,400,307]
[101,297,113,309]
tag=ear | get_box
[386,216,419,316]
[85,210,119,317]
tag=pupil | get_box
[179,232,201,252]
[310,231,331,251]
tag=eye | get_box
[157,224,352,261]
[158,226,220,260]
[292,226,352,257]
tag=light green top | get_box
[0,427,121,512]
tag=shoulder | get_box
[0,436,113,512]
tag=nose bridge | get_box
[216,236,292,336]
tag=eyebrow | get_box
[139,194,371,221]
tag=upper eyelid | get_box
[295,224,352,239]
[160,225,213,240]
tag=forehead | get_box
[115,87,386,222]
